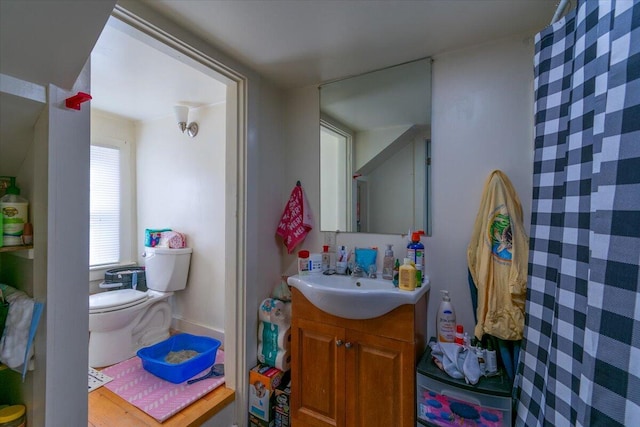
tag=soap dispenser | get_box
[382,244,394,280]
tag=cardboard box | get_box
[273,380,291,427]
[249,413,273,427]
[249,364,285,423]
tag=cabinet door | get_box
[291,318,345,427]
[345,330,415,427]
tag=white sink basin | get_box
[287,273,430,319]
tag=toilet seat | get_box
[90,289,149,314]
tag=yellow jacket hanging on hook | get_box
[467,170,529,341]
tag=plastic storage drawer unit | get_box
[416,344,513,427]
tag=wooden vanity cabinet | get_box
[290,287,428,427]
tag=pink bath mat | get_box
[102,350,225,422]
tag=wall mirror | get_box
[319,57,432,235]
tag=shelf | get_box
[0,245,33,253]
[1,73,47,176]
[0,245,34,259]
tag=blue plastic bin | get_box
[137,333,221,384]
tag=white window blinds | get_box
[90,145,121,267]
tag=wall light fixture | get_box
[173,105,199,138]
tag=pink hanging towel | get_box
[276,183,313,254]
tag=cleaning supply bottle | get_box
[475,345,487,375]
[322,245,331,272]
[323,245,336,271]
[436,290,456,343]
[0,178,29,247]
[407,230,425,286]
[336,246,348,274]
[382,244,394,280]
[398,258,416,291]
[392,259,400,287]
[455,324,464,345]
[297,250,310,275]
[309,252,323,274]
[485,340,498,375]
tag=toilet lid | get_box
[90,289,149,311]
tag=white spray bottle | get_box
[437,290,456,343]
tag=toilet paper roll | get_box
[257,343,291,372]
[259,298,291,326]
[258,299,272,323]
[258,323,291,351]
[273,350,291,372]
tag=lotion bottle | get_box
[398,258,416,291]
[0,178,29,247]
[437,290,456,343]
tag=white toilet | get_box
[88,247,192,367]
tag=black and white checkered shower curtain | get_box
[515,1,639,426]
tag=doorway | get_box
[88,6,245,422]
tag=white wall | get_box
[283,34,534,341]
[355,124,410,171]
[136,103,227,338]
[282,86,323,273]
[92,105,228,338]
[92,109,136,143]
[45,76,94,427]
[367,134,425,234]
[428,35,534,339]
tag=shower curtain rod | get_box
[550,0,570,25]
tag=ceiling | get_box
[0,1,116,175]
[91,17,227,122]
[1,1,567,138]
[90,0,564,122]
[138,0,562,89]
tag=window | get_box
[90,145,120,266]
[90,138,134,274]
[320,121,352,231]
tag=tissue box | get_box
[144,228,171,247]
[249,364,286,424]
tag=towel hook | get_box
[296,180,301,186]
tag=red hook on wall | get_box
[65,92,92,110]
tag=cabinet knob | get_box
[336,340,343,347]
[345,342,352,349]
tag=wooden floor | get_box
[88,384,235,427]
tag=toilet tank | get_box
[143,247,193,291]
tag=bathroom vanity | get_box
[288,274,429,427]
